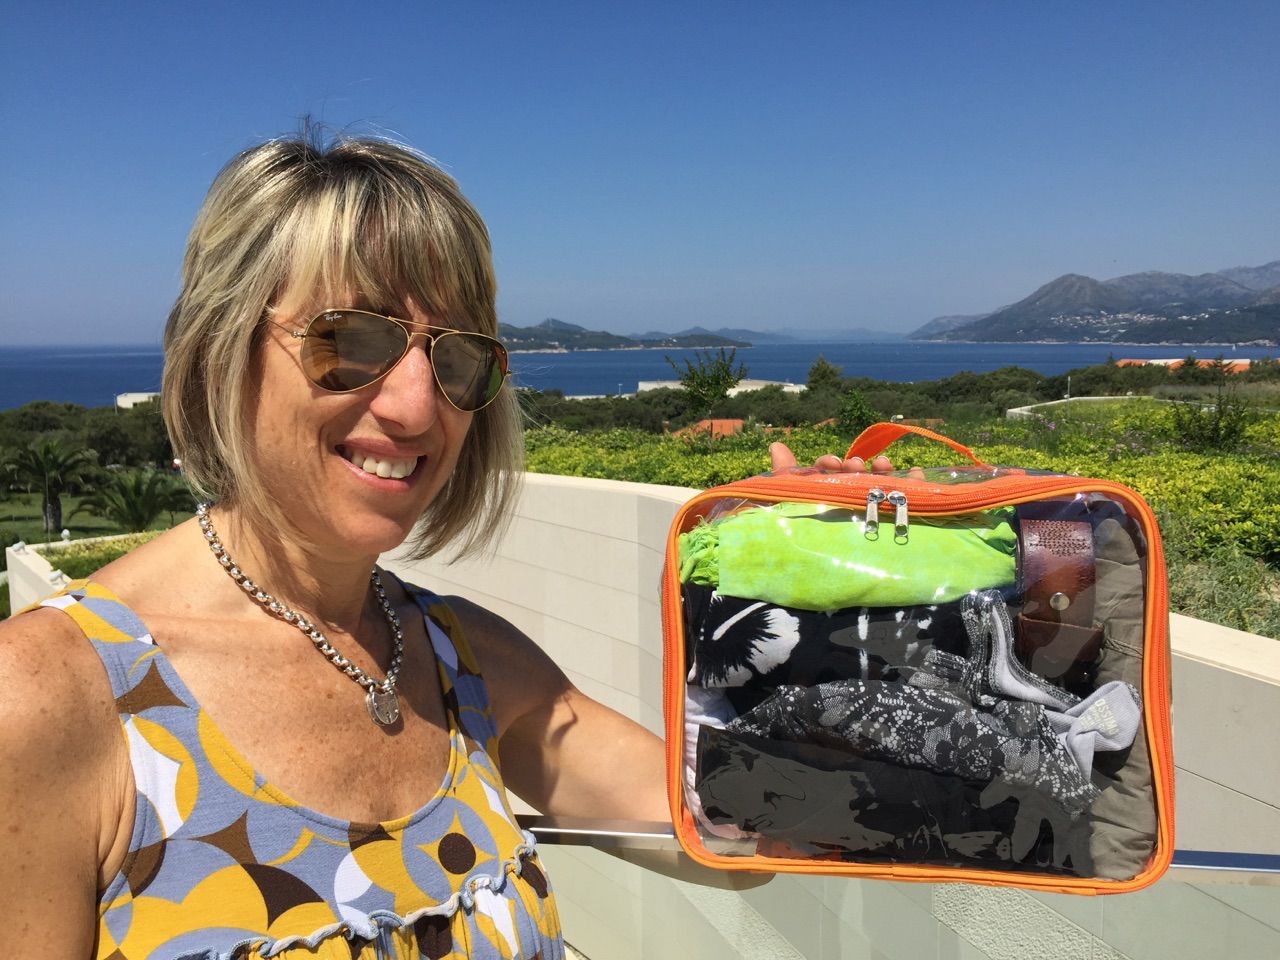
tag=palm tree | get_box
[76,469,194,533]
[3,438,94,537]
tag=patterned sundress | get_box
[38,580,563,960]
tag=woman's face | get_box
[245,298,475,558]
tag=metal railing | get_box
[517,815,1280,886]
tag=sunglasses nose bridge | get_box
[394,329,454,400]
[401,328,439,355]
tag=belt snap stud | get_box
[1049,592,1071,611]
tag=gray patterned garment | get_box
[694,591,1141,873]
[696,725,1093,871]
[725,678,1100,819]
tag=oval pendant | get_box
[366,686,401,726]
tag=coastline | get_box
[506,343,751,354]
[907,339,1278,348]
[5,340,1279,412]
[514,339,1280,353]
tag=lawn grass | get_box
[1,491,127,542]
[1,493,177,618]
[0,491,176,570]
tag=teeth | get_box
[343,448,418,480]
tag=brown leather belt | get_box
[1015,503,1104,687]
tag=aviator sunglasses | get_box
[272,309,509,412]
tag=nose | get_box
[366,334,439,433]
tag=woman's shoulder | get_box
[432,592,543,666]
[399,586,574,736]
[0,600,132,939]
[0,600,111,688]
[0,601,124,750]
[0,601,126,843]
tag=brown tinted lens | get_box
[431,332,508,411]
[300,311,407,391]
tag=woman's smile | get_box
[335,442,425,483]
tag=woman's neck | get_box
[202,503,379,635]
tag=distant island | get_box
[908,259,1280,345]
[499,318,899,351]
[498,318,749,352]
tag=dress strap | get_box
[38,580,173,707]
[37,580,185,899]
[401,580,502,757]
[40,579,155,644]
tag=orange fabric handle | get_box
[845,422,990,467]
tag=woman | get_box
[0,133,883,958]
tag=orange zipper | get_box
[661,470,1175,893]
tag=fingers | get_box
[814,454,847,472]
[802,455,900,474]
[770,444,920,478]
[768,442,799,471]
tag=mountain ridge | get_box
[909,259,1280,344]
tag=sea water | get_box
[0,341,1275,411]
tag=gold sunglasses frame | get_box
[270,309,510,413]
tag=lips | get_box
[337,445,421,480]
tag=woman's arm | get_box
[0,607,130,954]
[448,598,669,821]
[451,445,901,822]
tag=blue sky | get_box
[1,0,1276,345]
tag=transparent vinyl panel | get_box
[676,491,1157,880]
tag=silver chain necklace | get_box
[195,503,404,726]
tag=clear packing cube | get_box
[661,423,1174,894]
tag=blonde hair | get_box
[162,130,523,559]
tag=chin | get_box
[338,514,422,558]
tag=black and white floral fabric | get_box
[682,584,973,690]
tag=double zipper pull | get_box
[864,488,886,539]
[887,490,909,542]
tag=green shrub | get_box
[836,389,879,438]
[1162,510,1280,640]
[37,531,162,579]
[1167,384,1254,452]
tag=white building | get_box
[115,391,160,409]
[636,378,805,396]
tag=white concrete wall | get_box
[386,473,1280,960]
[5,540,71,611]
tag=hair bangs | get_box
[274,159,497,335]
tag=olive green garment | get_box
[679,501,1017,610]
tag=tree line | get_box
[519,349,1280,435]
[4,351,1277,542]
[1,399,187,540]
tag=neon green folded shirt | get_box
[678,501,1016,610]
